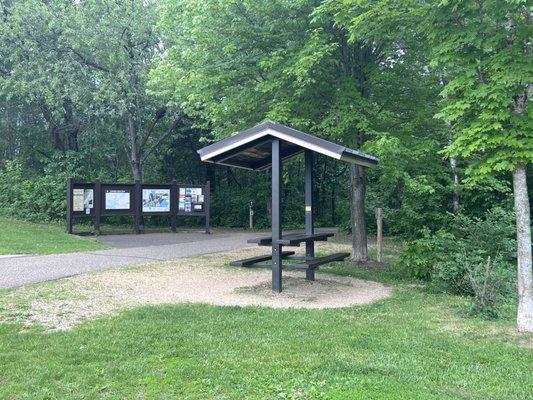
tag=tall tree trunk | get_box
[450,156,460,214]
[63,99,79,152]
[40,103,65,152]
[513,164,533,332]
[509,74,532,331]
[331,185,336,225]
[349,164,368,262]
[50,126,65,152]
[132,162,142,182]
[127,113,142,182]
[445,114,460,214]
[40,99,81,153]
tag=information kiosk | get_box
[67,179,210,235]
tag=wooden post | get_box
[66,177,73,234]
[375,207,383,263]
[170,180,178,232]
[304,150,315,281]
[271,139,282,293]
[134,180,141,234]
[249,201,253,230]
[205,180,211,234]
[94,179,101,235]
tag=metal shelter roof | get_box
[197,120,379,171]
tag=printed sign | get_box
[73,189,84,212]
[73,188,94,212]
[84,189,94,210]
[179,187,204,213]
[142,188,170,212]
[105,189,130,210]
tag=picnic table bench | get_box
[233,230,348,272]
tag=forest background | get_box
[0,0,531,328]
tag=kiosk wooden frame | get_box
[198,120,378,292]
[67,179,210,235]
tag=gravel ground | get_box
[0,242,391,331]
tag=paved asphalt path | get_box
[0,231,255,289]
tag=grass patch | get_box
[0,217,106,255]
[0,236,531,398]
[0,289,531,399]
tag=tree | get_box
[313,0,435,260]
[0,0,93,154]
[63,0,179,182]
[428,0,532,331]
[0,0,179,182]
[157,0,447,260]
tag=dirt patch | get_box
[0,243,391,331]
[235,275,384,307]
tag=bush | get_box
[396,208,517,317]
[396,230,459,280]
[0,154,83,222]
[466,255,515,317]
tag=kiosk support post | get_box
[272,139,282,292]
[205,180,211,234]
[170,180,178,232]
[133,180,142,234]
[66,177,73,234]
[304,150,315,281]
[94,179,102,235]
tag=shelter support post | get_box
[272,138,282,292]
[304,150,315,281]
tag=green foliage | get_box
[0,154,83,222]
[397,208,517,316]
[156,0,479,237]
[0,0,526,248]
[427,0,532,181]
[0,0,93,115]
[397,230,458,281]
[466,255,516,318]
[0,0,179,183]
[365,134,453,238]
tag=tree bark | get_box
[508,67,532,330]
[450,156,460,214]
[513,164,533,332]
[39,99,81,153]
[444,105,460,214]
[331,185,336,225]
[349,164,368,262]
[127,113,142,182]
[63,99,79,152]
[40,102,64,152]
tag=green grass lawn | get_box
[0,263,531,399]
[0,217,106,255]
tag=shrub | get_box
[396,229,461,281]
[465,255,515,318]
[0,154,83,222]
[396,208,517,317]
